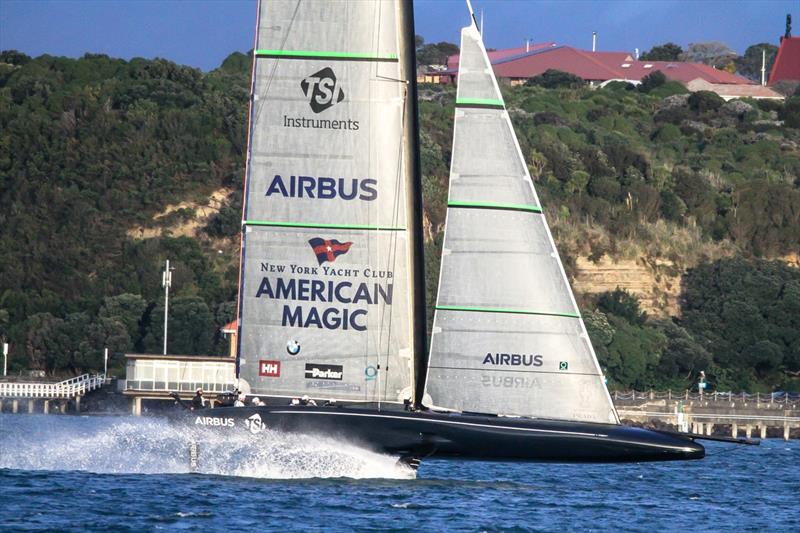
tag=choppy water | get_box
[0,414,797,531]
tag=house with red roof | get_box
[425,44,783,100]
[768,36,800,85]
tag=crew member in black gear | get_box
[191,388,206,410]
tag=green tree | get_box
[597,288,647,325]
[638,70,666,93]
[525,69,585,89]
[734,43,778,82]
[144,295,214,355]
[98,294,147,347]
[640,42,683,61]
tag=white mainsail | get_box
[237,0,415,403]
[423,14,619,424]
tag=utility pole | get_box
[761,48,766,86]
[162,259,174,355]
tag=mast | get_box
[397,0,428,409]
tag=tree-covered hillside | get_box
[1,51,798,391]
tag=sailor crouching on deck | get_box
[191,388,206,410]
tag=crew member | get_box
[191,388,206,410]
[234,393,247,407]
[252,397,264,407]
[300,395,317,406]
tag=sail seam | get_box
[244,220,406,231]
[435,305,580,318]
[448,201,542,213]
[255,49,398,62]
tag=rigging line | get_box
[252,0,301,129]
[377,65,407,405]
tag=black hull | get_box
[176,405,704,463]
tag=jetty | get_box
[0,373,106,414]
[615,390,800,441]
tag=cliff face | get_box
[573,256,682,317]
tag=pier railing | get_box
[0,373,106,399]
[613,390,800,407]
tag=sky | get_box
[0,0,796,71]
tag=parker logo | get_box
[245,413,265,434]
[305,363,343,381]
[259,360,281,377]
[301,67,344,113]
[194,416,234,427]
[309,238,353,265]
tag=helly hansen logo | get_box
[308,238,353,265]
[259,360,281,377]
[301,67,344,113]
[305,363,343,381]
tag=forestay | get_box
[424,17,619,424]
[237,0,413,403]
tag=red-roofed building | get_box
[425,44,783,99]
[446,41,557,69]
[768,36,800,85]
[221,319,238,358]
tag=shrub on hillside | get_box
[637,71,667,93]
[525,69,585,89]
[780,96,800,128]
[688,90,725,113]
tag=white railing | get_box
[0,373,106,399]
[613,389,800,406]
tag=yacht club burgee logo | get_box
[308,238,353,265]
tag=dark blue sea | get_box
[0,414,797,531]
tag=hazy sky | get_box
[1,0,795,71]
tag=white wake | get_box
[0,414,414,479]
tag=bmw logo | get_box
[286,340,301,355]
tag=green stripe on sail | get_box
[455,97,505,107]
[244,220,406,231]
[448,201,542,213]
[435,305,580,319]
[255,49,398,61]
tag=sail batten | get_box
[423,16,619,425]
[256,50,398,62]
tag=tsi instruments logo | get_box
[245,413,265,434]
[301,67,344,113]
[284,67,359,131]
[305,363,343,381]
[259,360,281,377]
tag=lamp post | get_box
[161,259,174,355]
[104,347,109,377]
[2,343,7,377]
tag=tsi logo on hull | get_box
[305,363,343,381]
[245,413,265,434]
[301,67,344,113]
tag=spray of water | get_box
[0,415,414,479]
